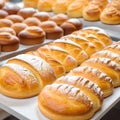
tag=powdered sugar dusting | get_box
[4,63,38,84]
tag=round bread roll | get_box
[61,18,83,35]
[18,26,45,45]
[0,19,13,27]
[2,3,20,14]
[0,9,8,19]
[40,21,63,40]
[17,8,37,19]
[12,23,28,35]
[6,15,24,23]
[0,27,16,35]
[0,32,20,52]
[33,12,51,22]
[50,13,69,26]
[23,17,41,26]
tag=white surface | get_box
[0,87,120,120]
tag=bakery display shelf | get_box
[0,87,120,120]
[0,40,51,62]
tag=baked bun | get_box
[52,0,74,14]
[38,45,77,72]
[0,27,16,35]
[61,18,82,35]
[0,32,20,52]
[40,21,63,40]
[38,83,96,120]
[0,54,56,98]
[6,15,24,23]
[0,9,8,19]
[27,50,66,78]
[33,12,51,22]
[2,3,20,15]
[23,17,41,26]
[18,26,45,45]
[23,0,39,8]
[17,8,37,19]
[50,13,68,26]
[100,0,120,24]
[67,0,90,18]
[49,38,88,65]
[12,23,28,35]
[37,0,56,12]
[82,0,108,21]
[0,19,13,27]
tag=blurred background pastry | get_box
[100,0,120,24]
[50,13,69,26]
[0,27,16,35]
[37,0,57,12]
[0,19,13,27]
[52,0,74,14]
[33,12,51,22]
[67,0,90,18]
[0,9,8,18]
[17,8,37,19]
[82,0,108,21]
[23,0,39,8]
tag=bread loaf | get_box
[23,0,39,8]
[0,54,56,98]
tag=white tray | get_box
[0,87,120,120]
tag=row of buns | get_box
[0,1,83,52]
[38,41,120,120]
[0,26,112,98]
[23,0,120,24]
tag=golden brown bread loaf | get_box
[0,0,5,9]
[69,66,113,97]
[11,23,28,35]
[40,21,63,40]
[23,17,41,26]
[18,26,45,45]
[60,18,83,35]
[49,38,88,65]
[82,0,108,21]
[67,0,90,18]
[37,0,57,12]
[0,32,20,52]
[37,45,77,72]
[52,0,74,14]
[27,50,66,78]
[0,54,56,98]
[81,57,120,87]
[33,12,51,22]
[17,8,37,19]
[23,0,39,8]
[5,15,24,23]
[38,83,102,120]
[100,0,120,24]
